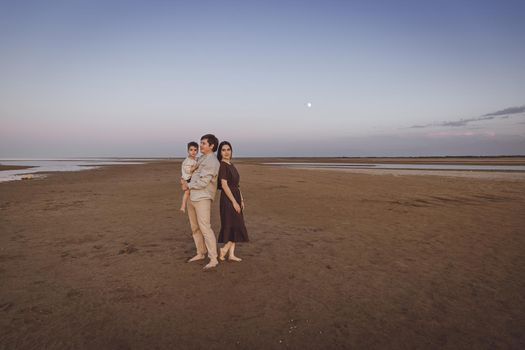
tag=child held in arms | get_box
[180,141,199,213]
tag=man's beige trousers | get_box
[187,199,218,260]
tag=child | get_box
[180,141,199,213]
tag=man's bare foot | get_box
[203,260,218,270]
[187,254,205,263]
[219,247,228,261]
[229,255,242,262]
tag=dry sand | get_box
[1,160,524,349]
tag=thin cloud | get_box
[408,105,525,129]
[483,106,525,117]
[408,116,495,129]
[441,115,495,127]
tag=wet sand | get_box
[1,160,524,349]
[296,167,525,181]
[240,156,525,166]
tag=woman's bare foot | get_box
[229,255,242,262]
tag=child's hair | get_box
[187,141,198,150]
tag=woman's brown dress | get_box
[218,161,249,243]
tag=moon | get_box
[307,102,312,108]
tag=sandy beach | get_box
[1,159,524,349]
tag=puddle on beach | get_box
[265,162,525,172]
[0,159,147,183]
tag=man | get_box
[181,134,221,270]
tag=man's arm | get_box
[188,161,217,190]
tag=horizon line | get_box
[2,155,525,161]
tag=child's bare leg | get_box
[180,190,190,213]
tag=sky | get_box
[1,0,524,157]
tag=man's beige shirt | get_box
[188,153,220,202]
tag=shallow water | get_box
[265,162,525,172]
[0,159,147,183]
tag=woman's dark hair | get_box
[187,141,198,150]
[217,141,233,190]
[217,141,233,162]
[201,134,219,152]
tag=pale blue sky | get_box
[1,0,524,157]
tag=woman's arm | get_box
[239,188,245,211]
[221,179,241,213]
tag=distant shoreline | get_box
[3,156,525,166]
[2,155,525,160]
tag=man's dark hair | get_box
[201,134,219,152]
[217,141,232,162]
[187,141,198,150]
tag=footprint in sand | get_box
[118,244,138,255]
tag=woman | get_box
[217,141,249,261]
